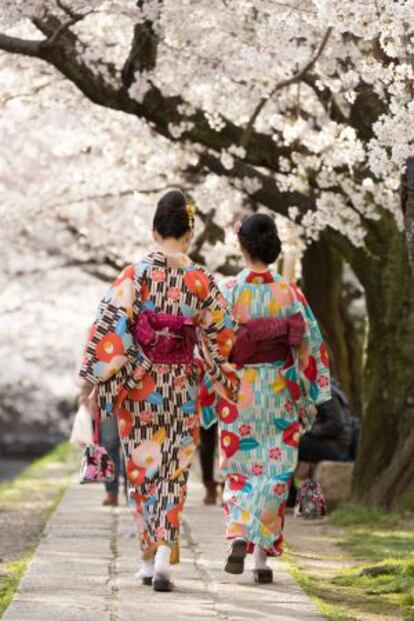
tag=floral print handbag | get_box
[294,435,327,520]
[79,408,115,484]
[294,479,327,519]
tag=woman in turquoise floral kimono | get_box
[200,214,331,583]
[79,191,238,592]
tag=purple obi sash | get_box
[230,313,305,365]
[132,310,197,364]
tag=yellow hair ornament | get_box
[186,202,196,228]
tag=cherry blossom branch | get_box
[0,14,299,172]
[240,27,332,148]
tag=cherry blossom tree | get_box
[1,0,413,507]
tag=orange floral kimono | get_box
[79,251,238,560]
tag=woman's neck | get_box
[157,239,187,256]
[246,259,270,273]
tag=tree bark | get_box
[346,214,414,509]
[301,236,362,413]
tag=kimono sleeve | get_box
[198,276,239,428]
[79,262,151,386]
[290,283,331,407]
[197,273,240,409]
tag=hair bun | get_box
[238,214,281,264]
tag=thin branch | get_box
[240,27,332,147]
[0,13,303,172]
[55,0,83,20]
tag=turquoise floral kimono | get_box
[200,267,330,556]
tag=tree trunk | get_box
[347,214,414,509]
[301,237,362,413]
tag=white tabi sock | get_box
[154,544,171,578]
[253,545,268,570]
[135,557,154,579]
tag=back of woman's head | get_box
[238,213,281,264]
[153,190,192,239]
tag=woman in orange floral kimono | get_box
[79,191,238,592]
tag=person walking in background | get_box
[79,190,239,592]
[99,416,125,506]
[199,423,219,504]
[200,214,331,583]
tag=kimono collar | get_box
[237,266,279,285]
[149,250,192,269]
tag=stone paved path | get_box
[3,477,325,621]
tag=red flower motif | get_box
[320,342,330,368]
[141,282,150,302]
[217,399,238,424]
[285,378,301,401]
[228,473,249,491]
[184,270,210,299]
[174,376,186,390]
[304,356,317,382]
[152,269,166,282]
[282,421,300,447]
[216,328,236,357]
[167,287,181,300]
[285,401,294,412]
[95,333,125,362]
[251,463,264,476]
[220,430,240,458]
[224,279,238,290]
[199,381,216,407]
[139,411,153,425]
[166,502,183,528]
[318,375,329,388]
[272,483,286,496]
[126,459,146,486]
[239,424,252,437]
[269,446,282,460]
[114,264,135,286]
[129,374,156,401]
[117,408,133,437]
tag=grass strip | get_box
[286,502,414,620]
[0,442,78,617]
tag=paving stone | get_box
[3,475,326,621]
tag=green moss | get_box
[285,503,414,620]
[284,552,357,621]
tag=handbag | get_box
[293,435,327,520]
[70,403,93,447]
[294,479,327,519]
[79,406,115,484]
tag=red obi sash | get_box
[132,310,197,364]
[230,312,305,365]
